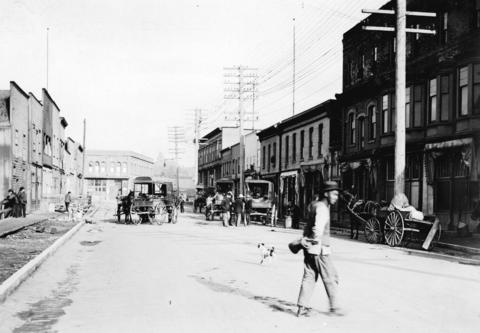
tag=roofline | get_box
[42,88,61,111]
[10,81,29,99]
[28,92,43,106]
[279,99,336,126]
[86,149,154,163]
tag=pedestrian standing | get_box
[245,195,252,226]
[17,187,27,217]
[234,194,246,227]
[65,191,72,213]
[180,195,185,213]
[221,193,231,227]
[2,189,17,218]
[297,181,343,317]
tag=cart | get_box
[205,179,234,221]
[342,191,441,250]
[245,179,276,225]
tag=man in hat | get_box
[297,181,343,317]
[234,194,246,227]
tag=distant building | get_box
[85,150,154,201]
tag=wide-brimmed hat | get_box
[238,194,244,198]
[322,181,341,193]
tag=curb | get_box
[0,220,85,303]
[435,242,480,255]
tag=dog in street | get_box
[257,243,275,264]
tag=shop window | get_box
[459,66,469,116]
[382,95,389,133]
[429,78,438,122]
[440,75,450,120]
[318,123,323,157]
[474,64,480,114]
[300,130,305,160]
[368,104,376,139]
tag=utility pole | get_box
[193,109,204,187]
[46,27,49,90]
[362,2,435,195]
[224,66,257,195]
[292,17,296,116]
[168,126,185,194]
[81,118,86,196]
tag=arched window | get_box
[100,162,106,173]
[122,162,127,173]
[94,161,100,174]
[116,162,121,174]
[358,116,366,149]
[88,162,93,174]
[110,162,115,173]
[348,110,356,144]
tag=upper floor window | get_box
[474,64,480,114]
[94,161,100,174]
[122,162,127,173]
[349,112,356,144]
[308,127,313,159]
[429,78,438,122]
[272,142,277,168]
[413,85,423,127]
[110,163,115,173]
[368,104,376,139]
[300,130,305,160]
[382,95,389,134]
[88,162,93,174]
[318,124,323,157]
[441,12,448,44]
[262,146,266,169]
[358,116,366,149]
[459,66,469,116]
[440,75,450,120]
[476,0,480,29]
[405,87,411,128]
[292,133,297,162]
[285,136,289,166]
[267,144,271,172]
[116,162,121,174]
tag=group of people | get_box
[205,191,252,227]
[1,187,27,219]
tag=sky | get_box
[0,0,386,166]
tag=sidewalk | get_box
[0,211,64,237]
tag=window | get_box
[373,46,378,62]
[94,161,100,174]
[110,163,115,173]
[382,95,389,133]
[391,93,396,131]
[116,162,121,174]
[268,144,271,171]
[359,116,366,149]
[318,124,323,157]
[413,85,423,127]
[308,127,313,159]
[272,142,276,167]
[476,0,480,29]
[300,130,304,160]
[474,64,480,114]
[429,78,438,122]
[122,162,127,173]
[88,162,93,174]
[368,104,376,139]
[262,146,266,169]
[100,162,106,173]
[285,136,289,166]
[440,75,450,120]
[441,12,448,44]
[459,66,469,116]
[292,133,297,162]
[405,87,411,128]
[349,112,356,143]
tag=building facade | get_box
[85,150,154,201]
[337,0,480,229]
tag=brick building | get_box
[337,0,480,229]
[85,150,154,201]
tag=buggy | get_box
[205,179,234,221]
[245,179,276,225]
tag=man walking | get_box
[234,194,246,227]
[297,181,343,317]
[65,191,72,213]
[17,187,27,217]
[221,193,231,227]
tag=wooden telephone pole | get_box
[362,1,435,195]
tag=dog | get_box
[257,243,275,264]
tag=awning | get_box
[300,159,325,173]
[425,138,472,150]
[280,170,298,178]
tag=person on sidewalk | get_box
[245,194,252,226]
[234,194,246,227]
[221,193,231,227]
[1,189,17,218]
[65,191,72,213]
[297,181,343,317]
[17,187,27,217]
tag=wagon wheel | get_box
[364,217,382,243]
[384,211,404,247]
[131,212,142,225]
